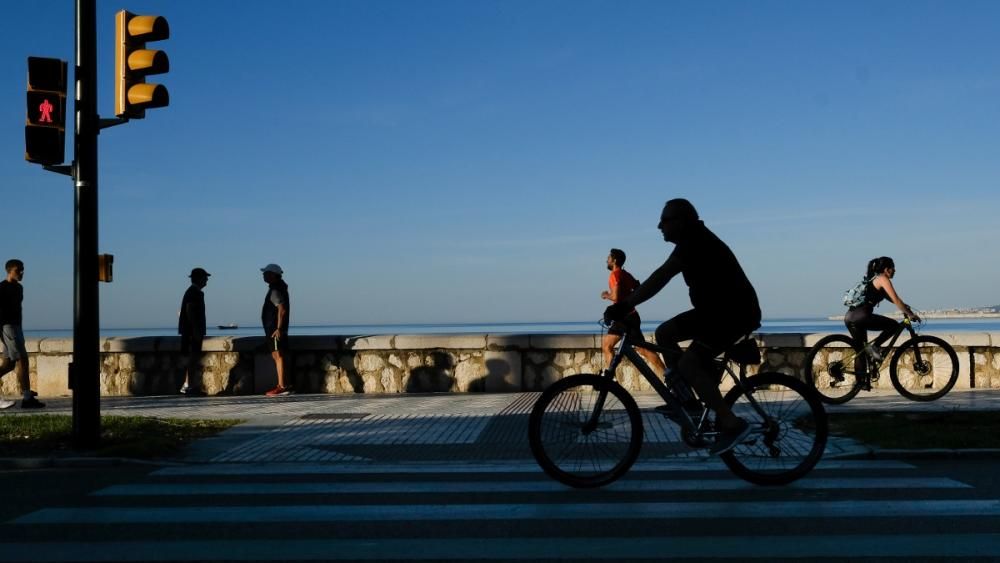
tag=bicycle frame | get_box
[840,318,920,378]
[591,328,767,439]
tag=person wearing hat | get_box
[260,264,292,396]
[178,267,210,396]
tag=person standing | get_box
[178,267,210,397]
[0,259,45,409]
[260,264,292,396]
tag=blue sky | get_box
[2,0,998,329]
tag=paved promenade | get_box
[10,388,1000,465]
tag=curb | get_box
[0,456,180,469]
[866,447,1000,460]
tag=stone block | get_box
[955,351,972,389]
[202,337,234,352]
[486,334,531,350]
[357,353,385,372]
[759,333,805,348]
[342,335,394,350]
[36,354,71,397]
[23,338,41,353]
[935,333,991,347]
[394,334,485,350]
[39,338,73,354]
[484,350,521,392]
[452,355,484,391]
[231,337,266,353]
[802,333,839,347]
[529,334,597,349]
[287,335,342,351]
[101,337,159,353]
[253,354,276,393]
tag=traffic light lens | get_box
[25,126,65,165]
[126,83,168,108]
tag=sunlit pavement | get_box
[4,389,999,464]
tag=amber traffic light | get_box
[115,10,169,118]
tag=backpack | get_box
[842,277,872,308]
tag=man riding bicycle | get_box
[605,198,761,455]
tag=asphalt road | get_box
[1,457,999,561]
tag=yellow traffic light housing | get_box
[115,10,169,118]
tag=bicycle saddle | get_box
[727,337,761,366]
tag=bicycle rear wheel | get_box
[804,334,864,404]
[720,372,828,486]
[889,335,959,401]
[527,374,643,488]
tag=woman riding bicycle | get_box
[844,256,921,363]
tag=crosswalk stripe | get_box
[94,477,971,496]
[15,499,1000,524]
[3,534,1000,561]
[152,458,915,477]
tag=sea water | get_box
[22,317,1000,339]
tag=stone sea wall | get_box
[5,332,1000,397]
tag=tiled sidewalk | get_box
[7,389,999,464]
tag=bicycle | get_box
[805,317,959,405]
[527,321,828,488]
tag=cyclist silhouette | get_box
[605,198,761,455]
[844,256,920,372]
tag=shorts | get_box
[607,311,645,342]
[656,309,759,357]
[1,325,27,362]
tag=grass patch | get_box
[0,415,242,458]
[828,411,1000,450]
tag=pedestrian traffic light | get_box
[24,56,67,165]
[114,10,169,119]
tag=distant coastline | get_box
[828,307,1000,321]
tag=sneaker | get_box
[655,400,703,425]
[181,388,207,397]
[0,399,15,410]
[20,397,46,409]
[265,386,293,397]
[709,418,752,456]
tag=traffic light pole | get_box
[72,0,100,448]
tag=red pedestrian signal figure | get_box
[38,98,54,123]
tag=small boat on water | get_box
[217,323,239,330]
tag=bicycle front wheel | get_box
[889,335,959,401]
[527,374,643,488]
[804,334,864,404]
[720,372,828,486]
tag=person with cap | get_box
[261,263,292,396]
[178,267,210,396]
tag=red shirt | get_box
[608,269,639,312]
